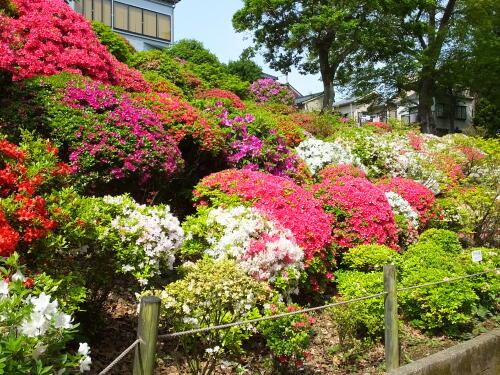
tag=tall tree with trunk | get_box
[339,0,469,133]
[233,0,379,112]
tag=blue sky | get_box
[174,0,324,96]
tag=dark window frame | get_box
[455,105,467,120]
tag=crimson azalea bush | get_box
[318,164,367,180]
[0,0,149,91]
[194,169,335,289]
[0,0,150,92]
[376,177,437,226]
[0,135,71,257]
[312,176,399,250]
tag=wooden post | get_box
[133,296,161,375]
[384,265,399,371]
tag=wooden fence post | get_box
[384,264,399,371]
[133,296,161,375]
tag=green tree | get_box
[233,0,379,111]
[91,21,135,64]
[227,57,263,83]
[166,39,221,66]
[340,0,494,134]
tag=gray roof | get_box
[332,96,363,107]
[295,92,323,105]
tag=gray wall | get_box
[390,328,500,375]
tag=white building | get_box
[69,0,181,51]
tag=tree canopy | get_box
[233,0,381,111]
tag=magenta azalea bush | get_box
[64,83,183,191]
[250,79,296,106]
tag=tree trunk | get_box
[318,48,337,113]
[417,74,436,134]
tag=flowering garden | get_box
[0,0,498,374]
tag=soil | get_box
[88,293,498,375]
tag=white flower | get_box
[31,293,58,318]
[53,312,73,329]
[385,191,419,227]
[78,343,91,357]
[79,355,92,372]
[20,312,50,337]
[11,271,26,282]
[0,280,9,299]
[32,342,47,359]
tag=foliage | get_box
[189,63,250,99]
[341,244,400,272]
[0,254,90,374]
[227,57,263,83]
[233,0,380,110]
[258,297,315,373]
[166,39,221,67]
[333,271,385,339]
[150,259,269,375]
[195,88,246,109]
[399,239,480,334]
[418,229,463,254]
[0,0,149,92]
[91,21,135,64]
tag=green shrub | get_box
[91,21,135,63]
[341,244,400,272]
[258,296,315,373]
[332,271,385,339]
[399,242,480,334]
[150,259,269,374]
[227,58,263,83]
[166,39,221,66]
[417,229,462,254]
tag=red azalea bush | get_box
[0,136,71,256]
[312,176,399,250]
[138,92,227,153]
[376,177,437,226]
[194,169,334,266]
[318,164,367,180]
[366,121,392,132]
[0,0,150,92]
[195,89,246,109]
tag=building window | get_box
[77,0,112,26]
[113,2,172,41]
[436,103,446,118]
[455,106,467,120]
[76,1,172,41]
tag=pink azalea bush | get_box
[250,79,296,106]
[0,0,150,92]
[376,177,437,226]
[312,176,399,250]
[318,164,367,180]
[193,169,335,287]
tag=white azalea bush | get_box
[295,138,366,175]
[99,195,184,286]
[0,254,90,374]
[385,191,420,247]
[181,205,304,286]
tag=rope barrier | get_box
[97,339,141,375]
[96,267,499,372]
[397,269,499,292]
[157,291,388,339]
[157,268,499,339]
